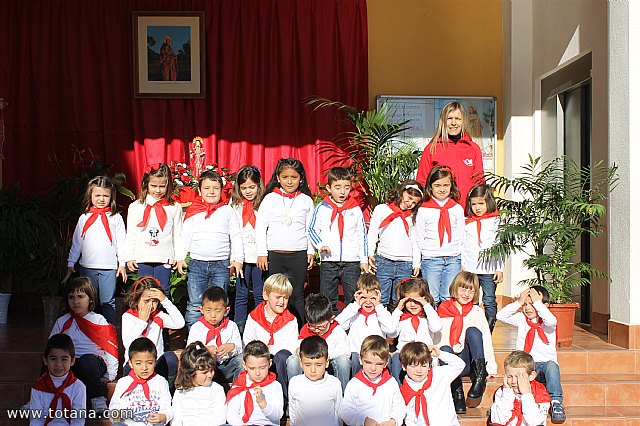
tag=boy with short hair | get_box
[30,334,86,426]
[398,341,465,426]
[187,286,243,384]
[288,336,343,426]
[336,273,395,374]
[226,340,284,426]
[109,337,173,425]
[339,335,406,426]
[490,350,550,426]
[286,293,351,390]
[242,273,298,400]
[309,167,368,313]
[496,286,566,422]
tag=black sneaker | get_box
[550,400,566,423]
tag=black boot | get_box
[451,377,466,414]
[487,317,496,333]
[467,358,488,407]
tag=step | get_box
[460,406,640,425]
[0,352,43,383]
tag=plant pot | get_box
[548,302,579,348]
[42,296,65,330]
[0,293,11,324]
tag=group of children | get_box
[29,150,567,425]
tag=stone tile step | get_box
[460,406,640,425]
[0,352,44,382]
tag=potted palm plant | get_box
[481,155,618,346]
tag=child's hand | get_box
[126,260,138,272]
[62,267,74,283]
[354,290,365,306]
[428,345,440,357]
[206,345,218,359]
[320,246,331,255]
[414,296,430,307]
[372,289,382,306]
[493,271,503,284]
[412,267,420,277]
[360,262,370,274]
[257,256,268,271]
[529,288,543,303]
[176,260,188,275]
[307,254,315,270]
[364,417,379,426]
[368,256,377,272]
[378,420,396,426]
[138,301,154,322]
[518,289,530,305]
[503,374,509,389]
[116,266,127,282]
[396,298,408,312]
[147,288,166,303]
[229,261,244,278]
[216,343,235,358]
[253,386,267,409]
[517,371,531,395]
[147,412,167,424]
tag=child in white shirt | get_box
[339,335,406,426]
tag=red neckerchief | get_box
[421,198,458,246]
[249,302,296,345]
[465,210,499,244]
[137,198,170,231]
[491,381,551,426]
[358,307,376,326]
[437,299,473,347]
[184,199,224,220]
[400,369,433,424]
[198,316,229,347]
[225,371,277,423]
[81,207,113,244]
[523,317,550,353]
[60,313,118,359]
[298,320,340,339]
[322,196,360,241]
[32,371,78,426]
[400,311,423,334]
[241,198,257,228]
[354,368,393,395]
[273,187,299,199]
[126,309,164,337]
[120,370,157,401]
[379,202,412,236]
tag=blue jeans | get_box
[375,256,413,306]
[535,361,563,403]
[234,263,265,333]
[216,353,244,383]
[80,267,116,324]
[185,259,230,327]
[477,273,497,319]
[390,352,406,385]
[286,353,351,392]
[272,350,292,401]
[320,261,361,315]
[137,263,172,294]
[421,255,461,303]
[440,327,484,377]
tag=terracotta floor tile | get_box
[636,350,640,374]
[569,420,626,426]
[608,406,640,416]
[563,383,606,406]
[587,351,635,374]
[559,351,588,374]
[564,406,621,417]
[605,383,640,406]
[588,373,640,382]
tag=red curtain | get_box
[0,0,368,195]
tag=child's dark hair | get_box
[299,335,329,360]
[387,179,424,223]
[326,167,353,186]
[395,278,435,310]
[202,286,229,307]
[139,163,174,204]
[398,341,432,368]
[243,340,271,361]
[126,276,163,310]
[64,276,98,312]
[175,341,217,390]
[82,176,118,213]
[128,337,157,360]
[304,293,333,325]
[45,333,75,358]
[262,158,312,199]
[231,165,264,210]
[356,273,381,292]
[465,183,498,217]
[425,165,460,202]
[530,285,550,304]
[198,169,224,190]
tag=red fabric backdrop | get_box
[0,0,368,195]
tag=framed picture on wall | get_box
[133,12,205,98]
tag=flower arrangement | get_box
[170,162,234,205]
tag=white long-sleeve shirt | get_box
[242,306,299,355]
[187,318,243,363]
[415,199,465,257]
[391,303,443,351]
[171,383,227,426]
[232,203,258,263]
[29,373,86,426]
[255,191,314,255]
[175,204,244,262]
[490,386,550,426]
[336,302,396,353]
[50,312,118,381]
[225,377,284,426]
[462,215,502,274]
[308,201,368,262]
[123,195,182,264]
[402,351,465,426]
[433,305,498,375]
[108,373,173,426]
[289,373,342,426]
[67,211,126,269]
[339,373,406,426]
[496,300,558,363]
[121,298,185,363]
[294,324,351,360]
[367,203,421,268]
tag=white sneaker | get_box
[91,396,108,415]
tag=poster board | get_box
[376,95,497,173]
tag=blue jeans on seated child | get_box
[421,255,461,304]
[390,352,406,385]
[272,349,292,401]
[216,353,244,383]
[440,326,484,377]
[286,353,351,392]
[234,263,265,333]
[375,256,413,306]
[477,273,497,319]
[535,361,563,403]
[320,261,361,315]
[137,263,172,294]
[72,354,107,399]
[80,267,117,324]
[185,259,231,327]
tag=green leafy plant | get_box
[480,155,618,303]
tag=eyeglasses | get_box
[308,321,330,331]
